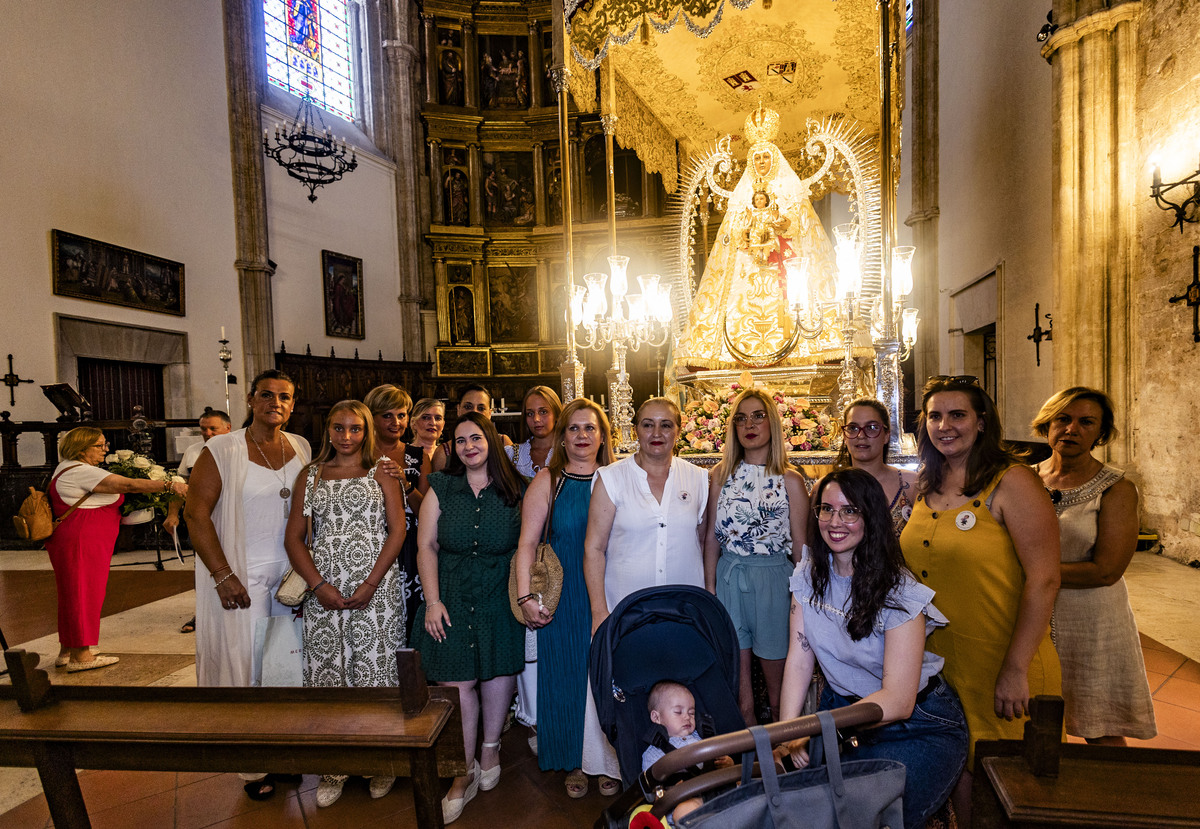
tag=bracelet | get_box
[364,580,379,588]
[213,572,235,589]
[211,565,232,580]
[427,599,443,608]
[516,593,536,606]
[310,579,328,592]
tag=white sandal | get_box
[479,741,501,791]
[441,761,479,824]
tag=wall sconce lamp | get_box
[1027,302,1053,366]
[1150,154,1200,232]
[1170,246,1200,343]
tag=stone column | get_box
[532,141,547,226]
[528,21,544,109]
[1042,1,1142,465]
[222,0,274,383]
[463,21,479,109]
[429,138,444,224]
[380,1,426,362]
[422,13,437,104]
[906,0,940,397]
[468,142,484,226]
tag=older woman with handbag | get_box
[46,427,187,672]
[514,398,615,798]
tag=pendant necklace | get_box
[251,431,292,502]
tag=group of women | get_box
[42,368,1154,827]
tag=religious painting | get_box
[442,145,469,225]
[488,265,538,343]
[438,347,489,377]
[437,27,464,105]
[482,152,536,226]
[450,285,475,345]
[493,350,539,376]
[321,249,364,339]
[51,230,185,316]
[549,280,569,343]
[479,34,529,109]
[540,25,555,105]
[540,348,567,374]
[584,137,642,220]
[545,143,563,226]
[447,263,472,284]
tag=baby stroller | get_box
[589,586,744,823]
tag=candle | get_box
[500,398,506,411]
[220,325,225,339]
[601,395,606,407]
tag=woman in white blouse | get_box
[46,428,187,672]
[584,397,710,632]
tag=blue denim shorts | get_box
[820,676,968,829]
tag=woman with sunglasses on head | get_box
[1032,387,1155,746]
[703,387,809,725]
[778,468,967,829]
[899,376,1060,824]
[833,398,917,535]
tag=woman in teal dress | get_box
[411,412,526,824]
[514,398,615,798]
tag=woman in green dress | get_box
[411,412,525,824]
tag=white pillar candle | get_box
[220,325,225,339]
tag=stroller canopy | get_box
[589,585,743,785]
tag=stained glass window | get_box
[264,0,356,122]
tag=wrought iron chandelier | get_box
[262,94,357,202]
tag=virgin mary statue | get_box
[676,106,843,372]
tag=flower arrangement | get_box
[679,382,838,455]
[103,449,185,516]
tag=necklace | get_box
[250,431,292,500]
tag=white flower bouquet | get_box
[103,450,186,516]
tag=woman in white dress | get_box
[583,397,709,788]
[1032,387,1155,745]
[505,384,562,755]
[185,369,311,801]
[284,399,407,806]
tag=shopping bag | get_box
[678,710,905,829]
[253,614,304,687]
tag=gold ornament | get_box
[743,103,781,146]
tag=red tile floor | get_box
[6,635,1200,828]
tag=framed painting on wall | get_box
[437,348,490,377]
[51,229,185,316]
[322,250,364,339]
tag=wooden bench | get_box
[0,648,465,829]
[973,696,1200,828]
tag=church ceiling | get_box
[567,0,902,165]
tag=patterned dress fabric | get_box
[900,468,1061,769]
[714,462,791,556]
[888,471,915,536]
[536,471,594,771]
[302,466,405,688]
[410,472,525,682]
[1044,462,1156,740]
[400,442,423,643]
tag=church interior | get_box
[2,0,1200,825]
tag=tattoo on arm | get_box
[798,632,811,652]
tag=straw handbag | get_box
[508,473,566,621]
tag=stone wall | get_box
[1135,0,1200,564]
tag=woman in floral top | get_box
[703,387,809,725]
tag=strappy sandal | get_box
[565,769,588,799]
[479,741,501,791]
[599,775,621,797]
[180,617,196,634]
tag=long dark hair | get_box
[809,468,907,641]
[916,377,1026,498]
[444,411,524,507]
[833,398,890,470]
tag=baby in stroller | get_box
[641,681,733,823]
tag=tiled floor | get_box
[2,550,1199,827]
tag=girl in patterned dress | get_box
[284,400,407,807]
[703,387,810,724]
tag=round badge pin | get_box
[955,510,976,531]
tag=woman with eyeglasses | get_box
[1032,388,1155,746]
[899,377,1060,823]
[833,398,917,535]
[778,468,967,829]
[46,428,188,672]
[703,387,809,725]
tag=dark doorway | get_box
[77,357,166,459]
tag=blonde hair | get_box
[1031,386,1117,447]
[547,398,615,479]
[59,427,104,462]
[308,400,377,471]
[363,384,412,417]
[713,388,790,488]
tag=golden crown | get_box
[743,104,780,146]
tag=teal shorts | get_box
[715,552,794,660]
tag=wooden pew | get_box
[973,695,1200,828]
[0,648,465,829]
